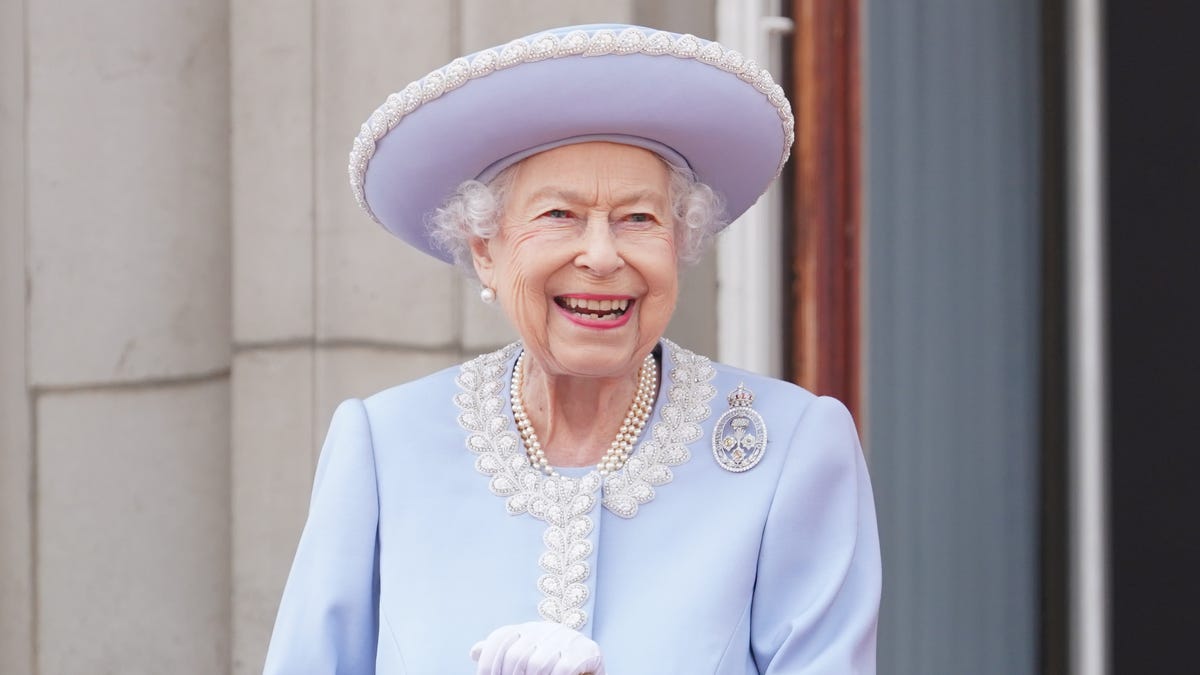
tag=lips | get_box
[554,295,632,321]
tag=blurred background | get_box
[2,0,1196,673]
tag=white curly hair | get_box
[429,160,725,276]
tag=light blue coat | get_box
[264,340,880,674]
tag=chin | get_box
[545,340,652,379]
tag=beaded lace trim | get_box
[453,339,717,629]
[602,342,717,517]
[348,27,794,222]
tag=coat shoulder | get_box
[359,360,466,419]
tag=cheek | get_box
[633,239,680,315]
[647,274,679,313]
[496,261,544,309]
[490,242,558,321]
[641,234,679,287]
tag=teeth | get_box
[559,297,632,315]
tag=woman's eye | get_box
[542,209,572,219]
[626,213,655,224]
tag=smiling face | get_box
[470,142,679,380]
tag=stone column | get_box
[22,1,232,672]
[228,2,316,668]
[0,0,33,670]
[230,1,462,671]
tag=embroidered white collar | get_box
[453,338,717,628]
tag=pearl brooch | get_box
[511,351,658,477]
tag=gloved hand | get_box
[470,621,606,675]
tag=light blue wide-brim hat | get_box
[349,24,794,264]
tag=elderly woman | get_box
[265,24,880,675]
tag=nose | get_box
[574,213,624,276]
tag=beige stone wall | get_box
[3,1,233,673]
[1,0,32,671]
[2,1,716,672]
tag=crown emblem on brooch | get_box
[727,383,755,408]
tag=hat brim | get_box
[351,25,793,264]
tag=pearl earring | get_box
[480,287,496,304]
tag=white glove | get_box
[470,621,606,675]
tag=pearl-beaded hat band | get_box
[349,23,794,264]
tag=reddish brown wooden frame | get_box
[789,0,862,418]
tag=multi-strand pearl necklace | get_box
[511,351,658,477]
